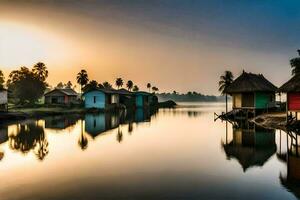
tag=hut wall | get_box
[84,91,106,109]
[0,91,8,105]
[136,95,144,107]
[232,94,242,108]
[288,92,300,111]
[111,94,119,104]
[255,92,275,109]
[241,93,254,108]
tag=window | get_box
[94,96,96,103]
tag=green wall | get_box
[255,92,271,109]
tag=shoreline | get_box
[0,101,176,124]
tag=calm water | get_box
[0,103,298,200]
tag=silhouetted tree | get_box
[76,69,89,96]
[219,70,234,113]
[32,62,48,81]
[102,81,112,89]
[0,70,5,89]
[152,86,159,93]
[126,80,133,91]
[115,78,123,89]
[132,85,139,92]
[66,81,73,88]
[147,83,151,92]
[7,66,48,104]
[56,82,64,89]
[290,50,300,76]
[83,80,98,92]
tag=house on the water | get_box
[44,88,78,105]
[225,72,277,113]
[279,75,300,122]
[83,89,119,109]
[0,89,8,112]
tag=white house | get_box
[0,89,8,111]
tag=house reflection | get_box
[44,115,79,130]
[85,108,157,140]
[8,121,49,160]
[279,131,300,199]
[85,112,120,139]
[222,121,276,172]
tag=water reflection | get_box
[0,108,157,160]
[85,108,157,141]
[8,122,49,160]
[222,121,276,172]
[44,115,79,130]
[280,131,300,199]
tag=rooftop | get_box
[225,71,277,93]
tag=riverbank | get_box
[0,100,176,123]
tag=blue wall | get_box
[83,91,106,109]
[136,95,144,107]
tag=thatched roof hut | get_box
[225,72,277,94]
[225,72,277,110]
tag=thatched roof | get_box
[279,75,300,92]
[225,72,277,93]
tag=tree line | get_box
[75,69,159,95]
[0,64,159,105]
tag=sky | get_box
[0,0,300,94]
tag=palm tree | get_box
[132,85,139,92]
[126,80,133,91]
[290,49,300,76]
[83,80,98,92]
[152,86,159,93]
[147,83,151,92]
[218,70,234,113]
[102,81,112,89]
[76,69,89,96]
[32,62,48,81]
[115,78,123,89]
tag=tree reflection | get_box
[78,120,88,150]
[117,127,123,143]
[9,123,49,160]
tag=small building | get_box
[225,72,277,111]
[279,75,300,122]
[0,89,8,112]
[135,91,151,108]
[117,89,134,108]
[83,89,119,109]
[44,88,78,105]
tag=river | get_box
[0,103,298,200]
